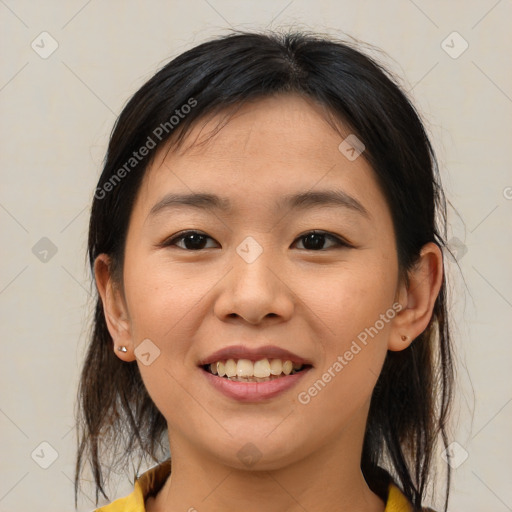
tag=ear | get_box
[389,242,443,351]
[94,254,136,362]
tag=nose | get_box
[213,238,295,325]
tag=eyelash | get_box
[160,230,353,251]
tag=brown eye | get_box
[294,231,350,251]
[163,231,219,250]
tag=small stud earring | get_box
[117,346,128,353]
[400,335,408,342]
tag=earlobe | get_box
[388,242,443,352]
[94,254,136,362]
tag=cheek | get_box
[295,257,396,404]
[123,253,208,340]
[302,255,397,344]
[122,253,220,398]
[123,256,201,421]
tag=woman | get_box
[75,29,454,512]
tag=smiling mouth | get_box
[202,358,312,383]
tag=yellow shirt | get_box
[94,459,419,512]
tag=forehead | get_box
[134,94,388,222]
[174,94,346,161]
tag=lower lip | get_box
[201,367,311,402]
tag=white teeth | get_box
[253,359,271,378]
[282,360,293,375]
[206,358,305,379]
[236,359,253,378]
[228,376,271,382]
[225,359,237,378]
[269,359,282,375]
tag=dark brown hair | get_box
[75,29,454,510]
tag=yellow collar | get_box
[95,460,417,511]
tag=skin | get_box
[95,93,443,512]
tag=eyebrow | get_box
[148,189,370,219]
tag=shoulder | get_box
[92,459,172,512]
[385,483,414,511]
[367,466,437,512]
[92,480,145,511]
[385,483,438,512]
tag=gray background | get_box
[1,1,511,510]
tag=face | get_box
[106,94,405,470]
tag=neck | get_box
[148,414,386,512]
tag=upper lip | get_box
[198,345,311,366]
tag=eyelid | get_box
[159,229,353,250]
[293,230,353,249]
[159,229,218,248]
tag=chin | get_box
[202,433,307,472]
